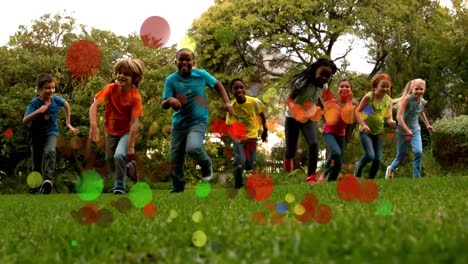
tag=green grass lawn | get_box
[0,175,467,263]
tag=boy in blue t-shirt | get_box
[23,73,78,194]
[162,48,235,193]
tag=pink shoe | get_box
[306,174,319,184]
[284,157,293,172]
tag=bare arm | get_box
[420,110,435,133]
[214,81,235,115]
[259,112,268,142]
[63,101,78,134]
[355,95,371,133]
[89,98,102,142]
[385,99,397,129]
[396,96,411,135]
[162,97,181,110]
[23,105,48,125]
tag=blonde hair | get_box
[393,78,426,108]
[113,58,145,88]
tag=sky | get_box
[0,0,455,74]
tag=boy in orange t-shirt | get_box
[89,58,144,194]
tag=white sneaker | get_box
[385,166,393,179]
[201,175,213,182]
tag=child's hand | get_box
[170,98,182,111]
[388,120,397,129]
[261,129,268,142]
[89,125,100,142]
[38,105,49,113]
[225,103,236,116]
[427,125,435,133]
[405,129,413,136]
[67,124,79,134]
[361,125,371,133]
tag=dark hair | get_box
[290,58,337,90]
[36,73,54,89]
[113,58,145,88]
[176,48,195,60]
[229,78,246,90]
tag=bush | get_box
[432,115,468,171]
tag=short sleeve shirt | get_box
[24,96,66,138]
[226,96,266,139]
[163,69,217,129]
[95,83,143,136]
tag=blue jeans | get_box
[390,131,423,177]
[322,133,345,181]
[233,138,257,187]
[31,135,57,181]
[284,117,318,176]
[356,132,383,179]
[170,123,212,182]
[106,134,129,191]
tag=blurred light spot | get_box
[195,182,211,198]
[180,35,196,50]
[192,230,208,247]
[140,16,171,48]
[359,180,379,203]
[336,174,360,201]
[246,172,274,202]
[270,212,284,225]
[293,204,305,215]
[66,40,102,78]
[341,104,356,124]
[363,105,374,115]
[76,170,103,201]
[3,128,13,138]
[285,193,295,203]
[228,122,247,140]
[264,201,276,212]
[386,133,394,140]
[213,26,235,45]
[276,202,288,213]
[170,209,178,219]
[71,240,78,247]
[314,204,333,224]
[111,197,133,213]
[97,208,113,227]
[252,211,266,224]
[192,211,203,223]
[143,203,157,218]
[26,171,42,188]
[129,182,153,208]
[377,200,393,216]
[210,119,229,137]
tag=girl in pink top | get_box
[318,79,356,182]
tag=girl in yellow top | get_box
[226,78,267,189]
[355,73,396,179]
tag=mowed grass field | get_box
[0,175,466,263]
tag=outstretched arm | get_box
[355,95,371,133]
[396,96,412,135]
[127,116,140,157]
[420,110,435,133]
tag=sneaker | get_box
[354,162,362,178]
[170,180,185,193]
[201,175,213,182]
[284,157,293,172]
[113,189,126,195]
[385,166,393,179]
[40,179,53,194]
[306,174,319,184]
[126,160,138,182]
[317,171,326,182]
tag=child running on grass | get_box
[226,78,268,189]
[385,78,435,179]
[318,79,357,182]
[162,48,235,193]
[23,73,79,194]
[354,73,396,179]
[283,58,337,184]
[89,58,144,194]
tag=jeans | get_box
[284,117,318,176]
[170,123,212,183]
[106,133,129,191]
[356,132,383,179]
[233,138,257,187]
[390,131,423,177]
[31,135,57,181]
[322,133,345,181]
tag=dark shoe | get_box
[126,160,138,182]
[170,180,185,193]
[28,188,41,195]
[40,179,53,194]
